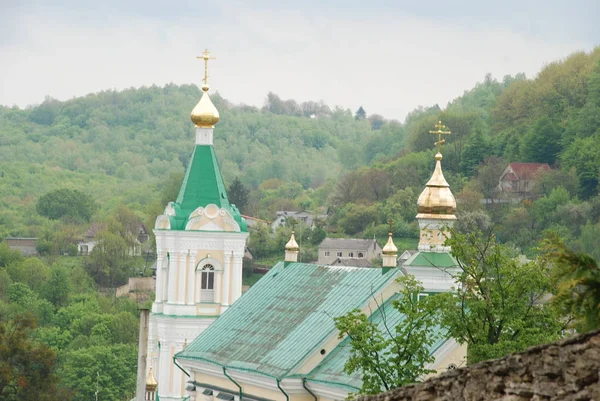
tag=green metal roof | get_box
[403,251,458,269]
[167,145,246,231]
[306,293,448,390]
[176,262,402,378]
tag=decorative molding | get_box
[164,202,176,216]
[155,215,171,230]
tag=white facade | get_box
[148,208,248,401]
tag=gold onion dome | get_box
[190,88,220,128]
[382,232,398,255]
[285,232,299,251]
[146,366,158,391]
[417,152,457,217]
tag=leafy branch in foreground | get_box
[438,229,564,364]
[334,275,441,395]
[544,235,600,332]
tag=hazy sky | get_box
[1,0,598,119]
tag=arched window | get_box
[200,264,215,302]
[201,264,215,290]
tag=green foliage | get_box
[7,258,50,293]
[460,129,491,177]
[36,188,97,222]
[7,283,54,325]
[561,134,600,198]
[0,314,72,401]
[334,275,440,395]
[438,230,563,364]
[0,244,23,268]
[59,344,137,401]
[521,117,562,165]
[42,266,71,308]
[546,238,600,331]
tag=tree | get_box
[521,117,562,165]
[435,229,564,364]
[546,238,600,331]
[228,177,250,212]
[0,314,71,401]
[472,156,507,200]
[460,129,490,177]
[355,106,367,120]
[42,266,70,308]
[334,275,441,395]
[561,134,600,198]
[36,188,97,222]
[85,207,146,288]
[59,344,137,401]
[368,114,386,130]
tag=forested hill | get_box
[1,46,599,252]
[328,47,600,258]
[0,84,404,237]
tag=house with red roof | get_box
[497,162,551,198]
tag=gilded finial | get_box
[382,219,398,260]
[429,120,451,153]
[191,49,220,127]
[146,358,158,391]
[286,231,299,251]
[196,49,216,92]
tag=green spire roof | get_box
[166,145,246,231]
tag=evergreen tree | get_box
[460,130,491,177]
[228,177,249,213]
[521,117,562,165]
[354,106,366,120]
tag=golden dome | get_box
[191,89,220,128]
[285,232,299,252]
[146,365,158,391]
[382,232,398,255]
[416,152,457,218]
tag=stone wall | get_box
[116,277,155,298]
[358,330,600,401]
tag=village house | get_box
[317,238,382,265]
[78,222,150,256]
[497,162,551,199]
[5,237,38,256]
[271,210,326,231]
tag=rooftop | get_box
[403,251,459,269]
[176,261,401,378]
[318,238,379,250]
[306,293,447,390]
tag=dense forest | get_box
[0,47,600,400]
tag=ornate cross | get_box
[196,49,216,90]
[388,219,394,234]
[429,120,451,152]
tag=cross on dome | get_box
[429,120,451,153]
[196,49,216,92]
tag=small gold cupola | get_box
[416,121,457,252]
[145,364,158,400]
[191,49,220,128]
[416,152,457,217]
[285,231,299,263]
[382,220,398,268]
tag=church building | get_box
[140,53,464,401]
